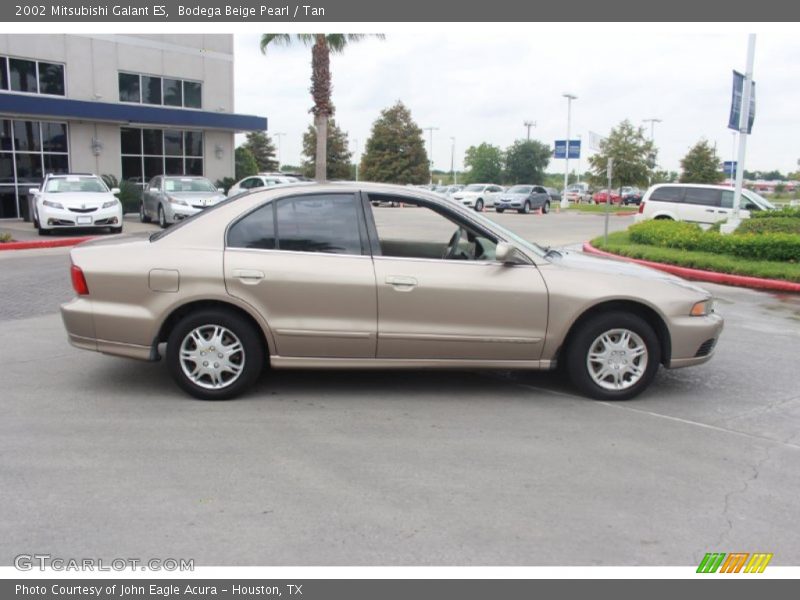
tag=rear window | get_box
[649,187,684,203]
[684,188,722,207]
[276,194,363,255]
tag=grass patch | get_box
[0,232,14,243]
[592,231,800,283]
[567,203,634,214]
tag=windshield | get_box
[464,184,485,192]
[164,177,217,193]
[45,176,108,193]
[507,186,532,194]
[743,189,776,210]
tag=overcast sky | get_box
[233,31,799,176]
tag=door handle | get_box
[386,275,418,289]
[233,269,265,283]
[705,209,715,212]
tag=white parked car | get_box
[31,173,123,236]
[226,174,299,197]
[636,183,776,227]
[451,183,504,211]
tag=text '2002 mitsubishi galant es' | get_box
[61,183,723,401]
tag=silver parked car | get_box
[140,175,226,228]
[495,185,552,214]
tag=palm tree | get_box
[260,34,383,182]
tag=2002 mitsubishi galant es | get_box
[61,183,723,401]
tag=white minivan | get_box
[636,183,775,226]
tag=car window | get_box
[721,191,758,211]
[684,188,722,207]
[149,177,161,191]
[275,194,363,255]
[227,201,276,250]
[648,187,684,203]
[367,194,498,262]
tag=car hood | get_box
[549,249,710,296]
[453,191,483,198]
[498,193,528,201]
[169,191,226,202]
[40,192,116,207]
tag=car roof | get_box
[650,183,733,190]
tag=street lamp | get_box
[561,93,577,210]
[642,119,661,185]
[450,137,456,185]
[523,120,536,140]
[273,132,286,171]
[423,126,439,185]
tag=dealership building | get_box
[0,34,267,219]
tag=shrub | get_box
[751,206,800,219]
[215,177,236,195]
[628,220,800,262]
[0,232,13,243]
[737,218,800,235]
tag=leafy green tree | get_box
[588,120,655,188]
[464,143,503,184]
[302,118,352,180]
[679,139,722,184]
[235,146,259,180]
[360,101,429,184]
[242,131,278,172]
[504,139,552,184]
[651,170,679,184]
[260,34,384,182]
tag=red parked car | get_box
[593,189,622,204]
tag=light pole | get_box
[273,132,285,171]
[423,126,439,185]
[561,93,577,210]
[523,120,536,140]
[642,119,661,185]
[576,134,582,184]
[730,131,737,182]
[450,137,456,185]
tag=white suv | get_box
[636,183,775,227]
[451,183,504,211]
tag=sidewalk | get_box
[1,214,158,244]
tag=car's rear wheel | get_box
[139,202,151,223]
[167,309,265,400]
[475,199,484,212]
[520,201,531,215]
[158,204,167,228]
[565,311,660,401]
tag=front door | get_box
[365,193,549,361]
[224,192,377,358]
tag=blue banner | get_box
[554,139,580,159]
[728,70,755,134]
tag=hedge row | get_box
[751,206,800,219]
[737,217,800,235]
[628,220,800,262]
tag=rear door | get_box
[225,192,378,358]
[682,187,725,224]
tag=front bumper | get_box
[165,203,203,223]
[39,205,122,229]
[665,312,724,368]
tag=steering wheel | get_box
[443,227,464,259]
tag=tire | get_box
[166,308,265,401]
[38,226,50,236]
[654,215,674,221]
[495,208,505,214]
[564,311,661,401]
[111,226,123,234]
[543,201,550,214]
[139,202,151,223]
[158,204,168,228]
[519,201,531,215]
[475,199,484,212]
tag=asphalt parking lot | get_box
[1,209,798,566]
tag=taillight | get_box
[638,201,645,214]
[70,264,89,296]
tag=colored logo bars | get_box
[696,552,773,573]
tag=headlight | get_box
[167,196,187,206]
[42,200,64,210]
[102,199,118,209]
[690,299,716,316]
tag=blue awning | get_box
[0,93,266,132]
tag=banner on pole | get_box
[554,140,580,159]
[728,70,755,134]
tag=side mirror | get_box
[28,187,40,195]
[495,242,528,265]
[111,187,121,195]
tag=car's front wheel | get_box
[139,202,151,223]
[519,201,531,215]
[475,199,484,212]
[565,311,660,401]
[542,201,550,214]
[167,309,265,400]
[158,204,168,228]
[496,207,504,214]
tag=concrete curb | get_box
[582,241,800,293]
[0,236,93,251]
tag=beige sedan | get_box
[61,182,723,401]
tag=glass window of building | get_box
[121,127,205,183]
[38,62,64,95]
[163,78,183,107]
[183,81,202,108]
[118,72,140,103]
[9,58,37,93]
[118,71,202,109]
